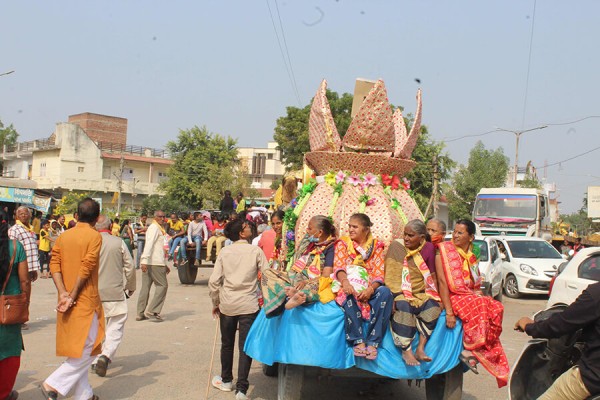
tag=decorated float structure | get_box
[245,79,465,400]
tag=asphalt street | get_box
[13,265,548,400]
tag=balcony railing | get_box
[96,141,169,158]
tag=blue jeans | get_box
[169,237,183,256]
[136,239,145,269]
[342,286,393,347]
[180,235,202,260]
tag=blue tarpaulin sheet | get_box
[245,301,463,379]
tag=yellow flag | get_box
[111,192,119,204]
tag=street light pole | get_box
[496,125,547,187]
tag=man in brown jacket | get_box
[41,198,104,400]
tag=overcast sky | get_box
[1,1,598,214]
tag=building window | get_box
[158,172,168,182]
[40,162,46,177]
[252,154,266,175]
[78,166,85,173]
[267,153,273,160]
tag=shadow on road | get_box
[112,350,169,375]
[95,370,163,399]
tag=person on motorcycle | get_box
[515,281,600,400]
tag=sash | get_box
[153,220,166,236]
[16,220,35,235]
[339,234,376,267]
[291,235,335,278]
[401,241,440,301]
[438,241,480,295]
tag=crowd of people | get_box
[208,210,511,399]
[4,188,592,399]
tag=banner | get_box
[0,186,34,204]
[588,186,600,218]
[27,195,52,213]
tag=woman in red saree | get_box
[435,219,509,388]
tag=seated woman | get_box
[436,219,509,388]
[284,215,336,309]
[334,213,393,361]
[385,219,440,366]
[260,215,336,316]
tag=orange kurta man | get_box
[50,222,105,357]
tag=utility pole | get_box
[424,154,439,219]
[131,178,139,209]
[432,154,439,218]
[495,125,547,187]
[113,154,125,216]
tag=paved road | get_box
[14,266,548,400]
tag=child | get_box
[39,219,51,278]
[208,218,269,400]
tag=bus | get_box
[473,188,551,238]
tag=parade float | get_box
[245,79,465,400]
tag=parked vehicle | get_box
[492,236,563,298]
[547,247,600,307]
[444,235,503,300]
[473,188,551,239]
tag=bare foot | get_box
[284,286,297,297]
[415,338,432,362]
[415,348,432,362]
[402,349,421,366]
[285,292,306,309]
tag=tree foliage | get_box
[160,126,250,209]
[447,141,510,220]
[0,119,19,149]
[54,191,91,215]
[273,90,454,213]
[519,172,542,189]
[141,194,188,216]
[273,90,353,170]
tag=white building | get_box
[237,141,285,200]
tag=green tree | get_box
[273,90,353,170]
[405,127,455,212]
[54,191,91,215]
[141,194,188,216]
[519,171,542,189]
[0,119,19,149]
[447,141,510,220]
[160,126,249,209]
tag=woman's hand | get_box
[341,279,356,297]
[295,281,307,290]
[357,286,374,302]
[446,313,456,329]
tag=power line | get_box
[274,0,301,104]
[265,0,301,106]
[545,145,600,168]
[442,115,600,143]
[521,0,538,128]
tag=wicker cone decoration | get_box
[290,79,424,251]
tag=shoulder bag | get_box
[0,241,29,325]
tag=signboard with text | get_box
[588,186,600,218]
[0,186,34,204]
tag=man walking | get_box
[92,215,136,377]
[137,210,168,321]
[41,198,104,400]
[133,213,148,269]
[209,218,269,400]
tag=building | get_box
[1,113,172,212]
[237,141,285,201]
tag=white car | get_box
[444,235,503,300]
[547,246,600,307]
[492,236,564,298]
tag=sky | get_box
[1,1,599,214]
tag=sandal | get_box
[459,353,479,374]
[40,385,58,400]
[365,346,378,360]
[353,344,367,357]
